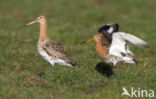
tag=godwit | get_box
[22,15,76,69]
[81,24,149,67]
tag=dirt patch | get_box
[4,95,16,99]
[96,0,108,5]
[24,76,49,86]
[83,84,105,94]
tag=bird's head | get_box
[81,33,103,44]
[98,23,119,34]
[21,15,47,28]
[35,15,46,24]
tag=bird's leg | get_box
[114,66,118,73]
[52,65,57,72]
[48,62,57,72]
[47,62,51,71]
[112,62,118,73]
[48,65,51,71]
[48,65,57,72]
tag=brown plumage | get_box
[39,39,76,66]
[95,34,109,60]
[23,15,76,68]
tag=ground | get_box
[0,0,155,99]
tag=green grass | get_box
[0,0,156,99]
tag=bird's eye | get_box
[37,16,42,20]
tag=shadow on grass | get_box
[38,72,46,77]
[95,62,114,78]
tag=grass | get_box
[0,0,156,99]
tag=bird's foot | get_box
[48,65,57,72]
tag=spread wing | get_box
[118,32,150,48]
[43,40,76,66]
[109,32,149,57]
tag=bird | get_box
[81,24,149,67]
[22,15,76,69]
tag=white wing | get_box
[109,32,129,57]
[118,32,149,48]
[109,32,149,57]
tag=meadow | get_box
[0,0,155,99]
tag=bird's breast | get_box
[96,44,109,60]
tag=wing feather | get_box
[43,40,76,66]
[109,33,128,57]
[118,32,150,48]
[109,32,149,57]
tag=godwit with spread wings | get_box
[81,24,149,67]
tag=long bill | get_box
[80,37,95,44]
[19,20,37,29]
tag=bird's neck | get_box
[96,38,108,59]
[96,38,103,49]
[39,19,49,41]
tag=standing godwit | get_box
[23,15,76,69]
[81,25,149,67]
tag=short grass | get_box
[0,0,156,99]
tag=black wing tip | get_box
[133,59,139,64]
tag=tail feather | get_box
[67,60,76,67]
[70,61,76,67]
